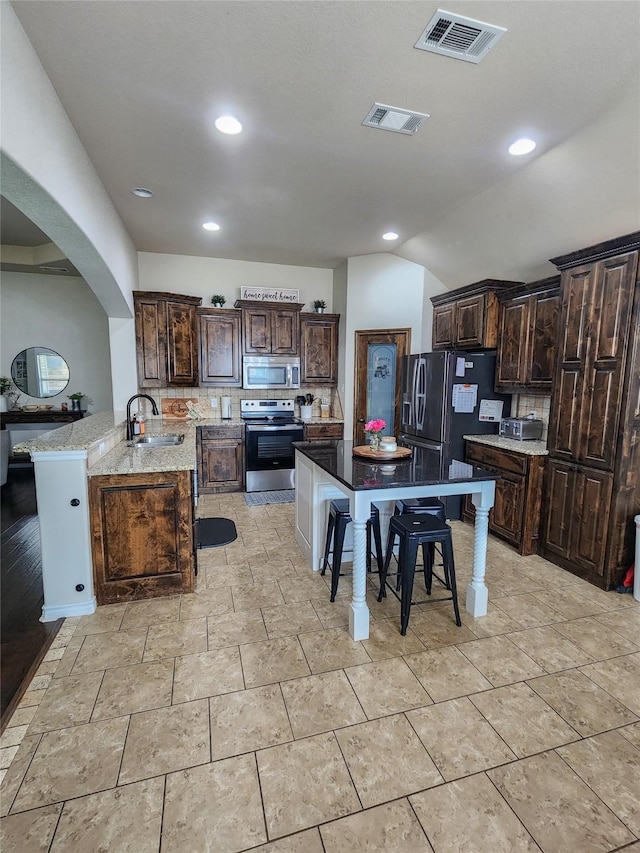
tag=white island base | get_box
[295,450,495,640]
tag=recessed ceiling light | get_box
[508,138,536,156]
[202,221,221,232]
[131,187,154,198]
[214,115,242,135]
[382,231,399,241]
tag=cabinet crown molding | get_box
[431,279,524,306]
[550,231,640,270]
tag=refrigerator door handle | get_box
[415,357,426,431]
[410,358,419,427]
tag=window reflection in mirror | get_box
[11,348,70,398]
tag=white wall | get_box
[1,4,140,412]
[340,253,443,438]
[396,83,640,289]
[137,253,333,311]
[0,273,113,413]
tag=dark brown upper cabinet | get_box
[300,313,339,386]
[234,300,304,356]
[197,308,242,387]
[495,277,561,393]
[431,280,523,351]
[134,291,201,388]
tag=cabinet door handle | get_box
[70,498,80,507]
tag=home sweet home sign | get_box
[239,287,300,303]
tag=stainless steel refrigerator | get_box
[399,350,511,518]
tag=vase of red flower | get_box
[364,418,386,452]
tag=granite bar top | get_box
[294,439,498,492]
[464,434,548,456]
[12,411,127,453]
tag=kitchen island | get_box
[295,440,498,640]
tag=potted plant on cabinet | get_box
[313,299,326,314]
[67,391,89,412]
[211,295,226,308]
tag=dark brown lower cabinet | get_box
[197,425,244,493]
[89,470,195,604]
[463,442,546,556]
[540,460,613,583]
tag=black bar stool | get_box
[321,499,384,602]
[394,497,445,519]
[378,513,461,635]
[393,498,446,593]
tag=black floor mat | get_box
[196,517,237,549]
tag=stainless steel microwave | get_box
[242,356,301,390]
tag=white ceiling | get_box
[6,1,640,285]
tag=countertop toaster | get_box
[499,417,544,441]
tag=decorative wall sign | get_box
[240,286,300,303]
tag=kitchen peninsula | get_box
[294,440,499,641]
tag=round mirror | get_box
[10,347,70,398]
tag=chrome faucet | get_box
[126,394,159,440]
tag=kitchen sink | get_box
[129,434,185,447]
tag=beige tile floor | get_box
[1,492,639,852]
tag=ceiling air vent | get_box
[414,9,506,64]
[362,103,429,135]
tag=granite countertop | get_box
[13,409,346,477]
[12,411,127,453]
[464,434,548,456]
[88,425,198,476]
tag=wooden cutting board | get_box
[352,445,412,460]
[161,398,199,419]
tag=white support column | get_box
[32,450,96,621]
[466,481,495,617]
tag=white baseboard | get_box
[40,598,97,622]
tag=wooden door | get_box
[243,307,272,354]
[490,471,526,547]
[134,295,166,387]
[166,301,198,386]
[90,471,194,604]
[432,303,455,349]
[353,329,411,444]
[547,266,593,460]
[455,294,486,348]
[540,459,575,563]
[199,440,244,492]
[301,314,339,385]
[495,297,530,389]
[577,253,637,469]
[528,291,560,389]
[271,308,299,355]
[198,309,242,386]
[570,467,613,576]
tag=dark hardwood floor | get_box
[1,465,61,730]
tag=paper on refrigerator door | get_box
[452,384,477,413]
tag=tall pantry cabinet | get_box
[540,232,640,589]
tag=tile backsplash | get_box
[513,394,551,441]
[140,386,343,420]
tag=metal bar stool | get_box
[393,498,446,593]
[321,499,384,602]
[378,513,461,635]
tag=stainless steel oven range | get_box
[241,399,304,492]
